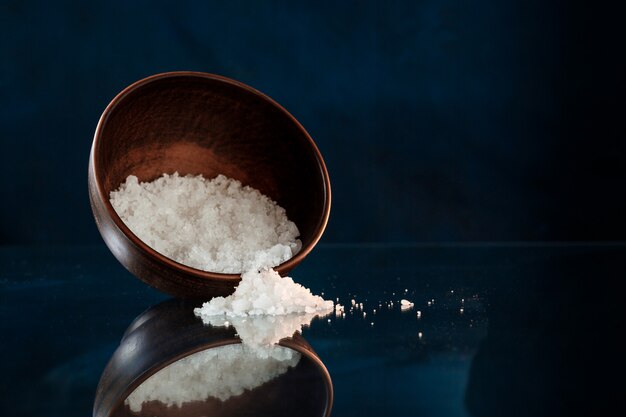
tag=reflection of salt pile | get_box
[201,313,327,357]
[124,344,300,412]
[125,269,333,413]
[194,267,333,356]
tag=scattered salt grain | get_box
[110,173,301,274]
[400,299,414,311]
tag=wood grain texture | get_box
[88,72,331,298]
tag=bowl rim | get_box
[91,71,331,282]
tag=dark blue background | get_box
[1,0,624,244]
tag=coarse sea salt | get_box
[195,268,334,354]
[112,171,333,363]
[128,268,333,413]
[195,268,334,318]
[110,173,301,274]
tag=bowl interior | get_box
[94,74,328,261]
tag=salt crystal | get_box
[110,173,301,274]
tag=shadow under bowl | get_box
[88,72,331,298]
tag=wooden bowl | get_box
[93,299,333,417]
[88,72,331,298]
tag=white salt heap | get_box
[126,269,333,413]
[124,344,300,412]
[195,268,334,317]
[125,267,333,413]
[195,268,333,354]
[110,173,301,273]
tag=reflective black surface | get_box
[0,244,622,416]
[96,299,331,417]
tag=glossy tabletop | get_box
[0,244,622,416]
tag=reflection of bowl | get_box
[88,72,331,298]
[94,299,333,417]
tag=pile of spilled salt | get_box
[129,268,332,412]
[125,344,300,412]
[195,268,333,318]
[110,173,301,274]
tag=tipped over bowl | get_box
[88,72,331,298]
